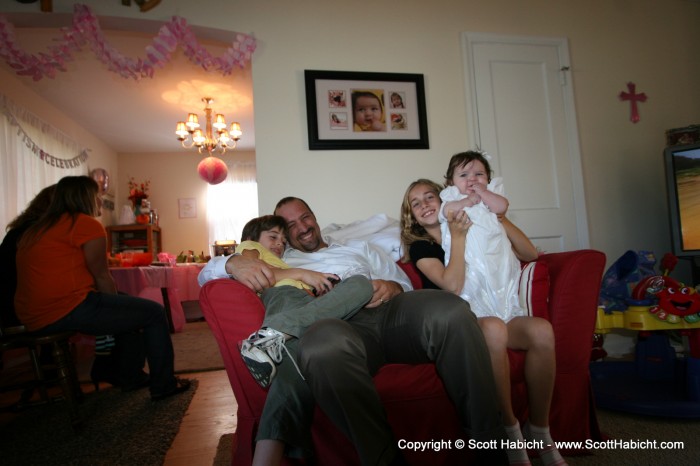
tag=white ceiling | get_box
[1,12,255,154]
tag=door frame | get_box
[461,32,590,249]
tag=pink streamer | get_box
[0,3,256,82]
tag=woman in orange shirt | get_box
[15,176,189,400]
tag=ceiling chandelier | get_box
[175,97,242,155]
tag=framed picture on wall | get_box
[178,198,197,219]
[304,70,429,150]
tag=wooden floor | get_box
[164,370,237,465]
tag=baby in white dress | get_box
[439,151,524,322]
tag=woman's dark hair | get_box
[19,176,99,247]
[241,215,288,242]
[6,184,56,232]
[444,150,493,185]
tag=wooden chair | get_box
[0,323,83,430]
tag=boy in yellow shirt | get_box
[237,215,372,388]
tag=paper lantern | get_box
[197,156,228,185]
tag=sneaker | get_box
[240,328,285,388]
[239,328,305,388]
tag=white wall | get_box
[4,0,700,278]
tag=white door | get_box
[462,33,589,253]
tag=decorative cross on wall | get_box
[619,82,647,124]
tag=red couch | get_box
[199,249,606,465]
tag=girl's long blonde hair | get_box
[399,178,443,262]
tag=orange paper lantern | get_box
[197,156,228,185]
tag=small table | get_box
[109,266,201,333]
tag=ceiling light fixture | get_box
[175,97,242,155]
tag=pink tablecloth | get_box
[110,266,200,333]
[171,264,205,301]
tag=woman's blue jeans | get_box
[37,291,177,395]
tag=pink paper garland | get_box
[0,3,256,81]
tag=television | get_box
[664,142,700,257]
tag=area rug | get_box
[172,321,225,374]
[0,379,198,466]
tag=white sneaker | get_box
[239,328,304,388]
[240,341,276,388]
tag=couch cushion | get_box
[397,259,550,317]
[519,260,550,317]
[374,363,447,401]
[397,260,423,290]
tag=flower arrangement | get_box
[128,177,150,209]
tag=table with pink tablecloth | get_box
[171,264,205,301]
[109,265,204,333]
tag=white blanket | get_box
[322,214,402,262]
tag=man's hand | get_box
[366,279,403,308]
[226,254,276,292]
[299,270,341,296]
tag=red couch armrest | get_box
[538,250,606,368]
[199,279,267,418]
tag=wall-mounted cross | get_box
[619,82,647,124]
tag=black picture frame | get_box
[304,69,429,150]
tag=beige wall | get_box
[118,150,255,255]
[3,0,700,278]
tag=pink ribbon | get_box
[0,3,256,81]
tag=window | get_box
[1,96,86,232]
[206,161,258,246]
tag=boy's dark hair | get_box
[444,150,493,185]
[241,215,288,242]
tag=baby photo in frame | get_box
[305,70,429,150]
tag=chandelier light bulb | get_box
[219,131,231,146]
[230,122,242,140]
[192,129,206,146]
[175,121,188,140]
[176,96,242,156]
[213,114,226,130]
[185,113,200,131]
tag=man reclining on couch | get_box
[199,196,507,466]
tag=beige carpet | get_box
[172,321,225,373]
[70,320,224,382]
[564,408,700,465]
